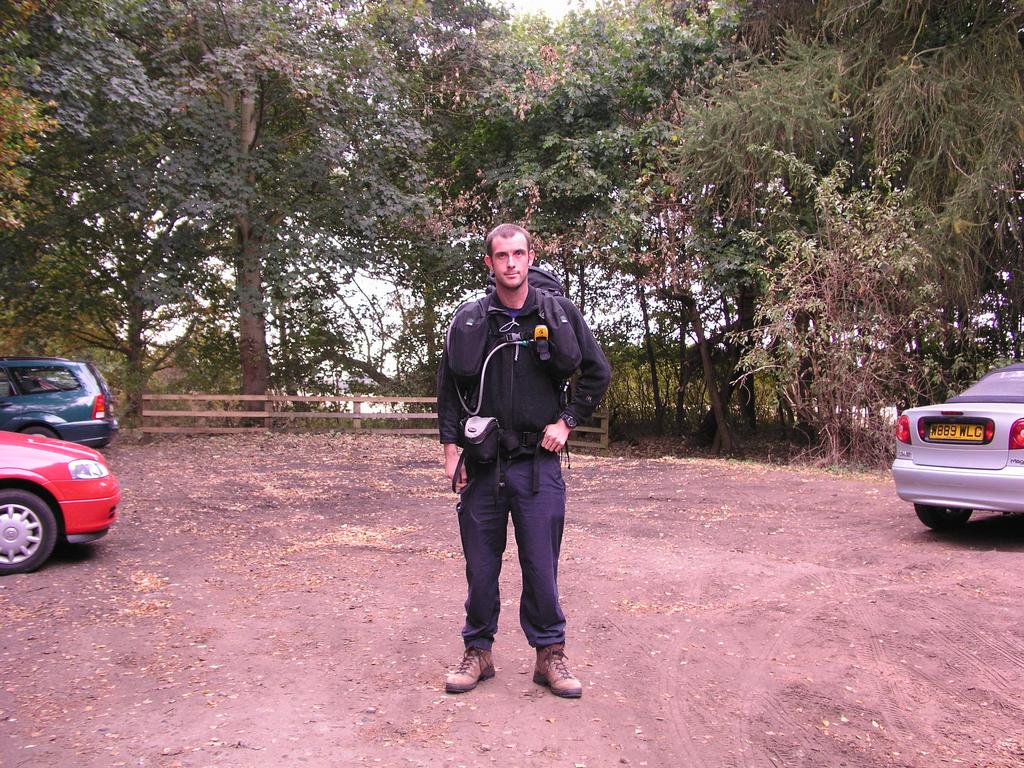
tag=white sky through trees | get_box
[505,0,594,20]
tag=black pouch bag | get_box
[451,416,507,494]
[460,415,501,463]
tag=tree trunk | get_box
[196,18,273,396]
[235,223,270,395]
[124,277,147,423]
[423,287,438,366]
[686,297,733,455]
[229,81,270,395]
[637,282,664,433]
[676,308,690,435]
[576,262,586,316]
[793,310,815,439]
[736,284,757,429]
[698,376,738,446]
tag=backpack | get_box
[445,265,583,384]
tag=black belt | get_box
[455,432,545,497]
[519,431,541,449]
[504,433,543,494]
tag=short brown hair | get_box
[485,223,532,256]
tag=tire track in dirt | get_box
[729,607,801,768]
[726,567,861,768]
[719,560,929,768]
[925,605,1024,688]
[575,461,827,768]
[568,506,717,768]
[648,571,714,768]
[866,594,1024,767]
[915,601,1024,730]
[579,464,730,768]
[596,610,715,768]
[739,607,825,764]
[828,571,917,745]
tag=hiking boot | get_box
[533,643,582,698]
[445,647,495,693]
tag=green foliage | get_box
[2,0,1021,466]
[0,0,55,229]
[649,0,1024,460]
[0,0,222,416]
[2,0,497,408]
[156,0,496,393]
[743,153,941,465]
[160,320,241,395]
[822,0,1024,307]
[667,36,851,220]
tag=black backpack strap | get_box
[531,443,541,494]
[536,293,582,377]
[446,295,493,382]
[451,451,469,494]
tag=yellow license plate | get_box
[927,422,985,443]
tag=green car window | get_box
[10,366,83,395]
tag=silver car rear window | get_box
[956,369,1024,399]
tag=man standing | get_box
[437,223,610,698]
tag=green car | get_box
[0,357,119,447]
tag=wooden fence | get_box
[141,394,609,450]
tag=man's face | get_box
[485,233,535,292]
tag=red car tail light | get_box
[1009,419,1024,450]
[896,414,911,444]
[91,394,107,420]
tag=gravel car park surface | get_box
[3,433,1024,768]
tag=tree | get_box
[670,0,1024,391]
[426,0,736,439]
[5,0,503,407]
[1,0,215,418]
[161,0,456,394]
[328,0,504,394]
[743,154,940,465]
[0,0,55,229]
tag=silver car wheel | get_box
[0,502,43,564]
[0,490,58,574]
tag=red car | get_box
[0,430,119,574]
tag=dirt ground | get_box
[3,433,1024,768]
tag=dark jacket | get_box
[437,285,611,446]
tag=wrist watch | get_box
[560,412,578,430]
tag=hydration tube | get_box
[457,339,530,416]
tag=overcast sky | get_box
[504,0,594,20]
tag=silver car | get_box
[892,363,1024,530]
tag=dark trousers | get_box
[458,451,566,650]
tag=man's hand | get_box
[541,418,572,453]
[444,443,468,492]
